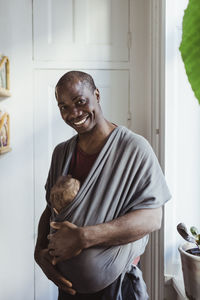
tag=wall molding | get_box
[142,1,166,299]
[151,1,166,299]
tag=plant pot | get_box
[179,243,200,300]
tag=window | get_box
[165,0,200,281]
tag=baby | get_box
[50,175,80,214]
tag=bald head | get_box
[56,71,97,94]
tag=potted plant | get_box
[177,223,200,300]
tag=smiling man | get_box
[34,71,171,300]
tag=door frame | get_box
[137,1,166,299]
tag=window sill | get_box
[165,274,188,300]
[172,276,187,300]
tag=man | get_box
[34,71,171,299]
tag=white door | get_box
[33,1,130,299]
[33,0,129,62]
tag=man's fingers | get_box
[53,271,76,294]
[47,234,53,240]
[57,275,73,287]
[52,256,57,265]
[50,222,62,229]
[53,276,76,294]
[60,286,76,295]
[51,255,62,265]
[48,249,55,257]
[48,264,73,288]
[50,220,76,230]
[63,221,74,227]
[51,248,82,265]
[37,249,76,294]
[53,207,59,215]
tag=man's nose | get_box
[69,106,82,118]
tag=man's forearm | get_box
[80,207,162,249]
[48,207,163,263]
[35,205,51,253]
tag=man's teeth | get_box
[73,117,88,126]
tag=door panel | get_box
[33,0,129,61]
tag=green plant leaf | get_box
[197,234,200,245]
[190,226,199,237]
[179,0,200,104]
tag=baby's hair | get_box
[56,71,97,93]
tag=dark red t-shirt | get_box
[68,144,99,184]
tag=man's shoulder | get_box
[53,135,77,157]
[118,126,151,153]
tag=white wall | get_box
[0,1,34,299]
[0,1,163,299]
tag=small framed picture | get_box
[0,55,11,97]
[0,110,11,154]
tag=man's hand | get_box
[34,248,76,295]
[48,221,84,265]
[47,208,162,264]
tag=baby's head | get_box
[50,175,80,214]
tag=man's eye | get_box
[60,106,66,111]
[77,99,86,105]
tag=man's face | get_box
[56,80,102,134]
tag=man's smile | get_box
[72,114,90,127]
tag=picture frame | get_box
[0,110,11,154]
[0,55,11,97]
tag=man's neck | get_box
[77,120,117,155]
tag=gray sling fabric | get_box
[45,126,171,294]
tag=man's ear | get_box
[55,87,58,100]
[95,88,100,103]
